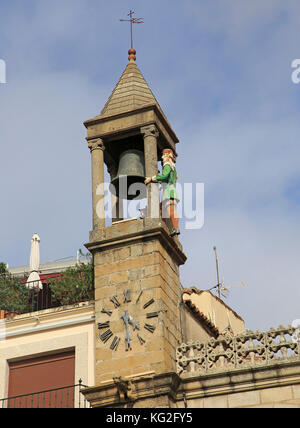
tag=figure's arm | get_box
[152,165,171,183]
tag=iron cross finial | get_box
[120,9,144,51]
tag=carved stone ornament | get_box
[176,325,300,375]
[141,124,159,139]
[88,139,105,153]
[113,377,135,402]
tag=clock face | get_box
[97,289,159,352]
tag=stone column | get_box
[108,164,123,223]
[141,125,160,219]
[88,138,106,234]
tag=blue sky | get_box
[0,0,300,331]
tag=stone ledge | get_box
[178,359,300,402]
[81,372,181,408]
[82,360,300,408]
[3,301,95,330]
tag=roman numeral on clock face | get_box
[101,308,112,317]
[110,296,120,308]
[146,312,159,319]
[110,336,121,351]
[98,321,110,330]
[136,290,143,304]
[143,299,155,309]
[144,324,156,334]
[123,289,131,303]
[100,329,113,343]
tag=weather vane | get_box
[120,10,144,50]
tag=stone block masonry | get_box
[88,220,186,385]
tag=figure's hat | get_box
[162,149,175,159]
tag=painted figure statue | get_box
[145,148,180,237]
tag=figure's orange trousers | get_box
[164,199,179,231]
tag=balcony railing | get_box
[0,264,94,319]
[0,282,55,319]
[0,381,90,408]
[177,325,300,375]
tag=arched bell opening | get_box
[105,135,146,201]
[104,134,154,222]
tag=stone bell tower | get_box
[83,48,187,407]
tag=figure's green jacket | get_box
[155,164,179,201]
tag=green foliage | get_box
[0,273,30,314]
[0,262,8,274]
[0,262,94,316]
[50,262,94,306]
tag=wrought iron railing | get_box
[0,380,90,408]
[0,282,61,319]
[177,325,300,375]
[0,272,94,319]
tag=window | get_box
[8,350,75,408]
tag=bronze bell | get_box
[110,149,146,200]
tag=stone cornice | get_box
[84,103,179,146]
[3,302,95,338]
[85,220,187,267]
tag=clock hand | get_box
[129,316,140,331]
[121,311,132,351]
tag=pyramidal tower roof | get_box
[100,49,161,117]
[84,48,179,151]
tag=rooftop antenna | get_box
[120,10,144,50]
[213,246,222,298]
[209,246,246,299]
